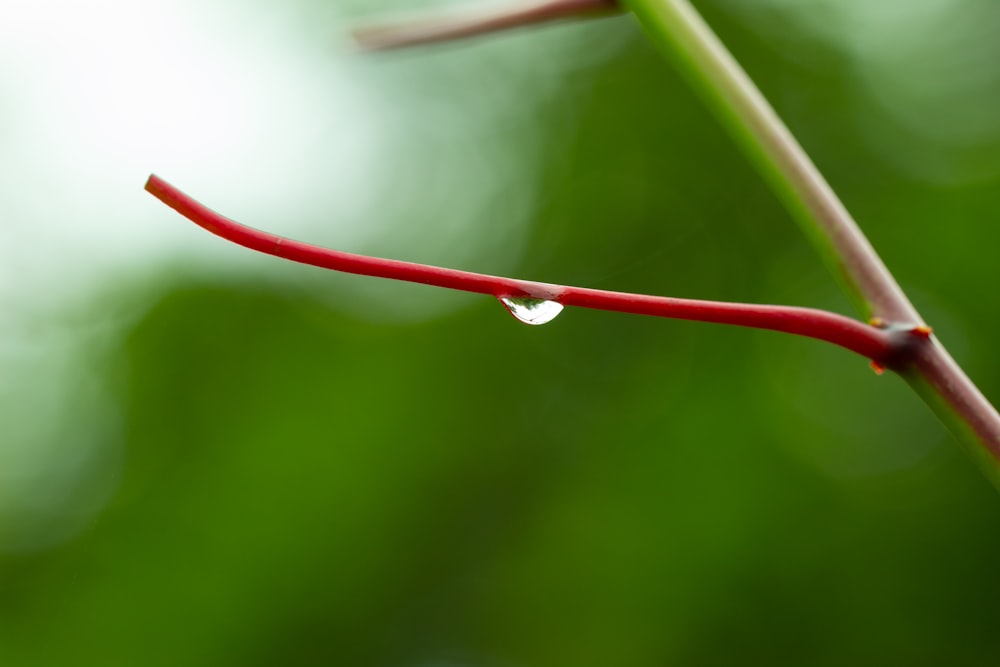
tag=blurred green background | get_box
[3,0,1000,664]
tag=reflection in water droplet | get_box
[499,297,563,325]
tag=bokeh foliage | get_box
[3,1,1000,664]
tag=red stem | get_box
[145,174,898,363]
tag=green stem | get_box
[622,0,1000,487]
[622,0,914,322]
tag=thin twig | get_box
[353,0,620,51]
[146,174,903,363]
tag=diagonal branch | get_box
[146,174,905,364]
[623,0,916,323]
[623,0,1000,481]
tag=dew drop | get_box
[499,297,564,326]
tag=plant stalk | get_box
[622,0,1000,484]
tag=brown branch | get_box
[353,0,620,51]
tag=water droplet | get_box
[499,297,563,325]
